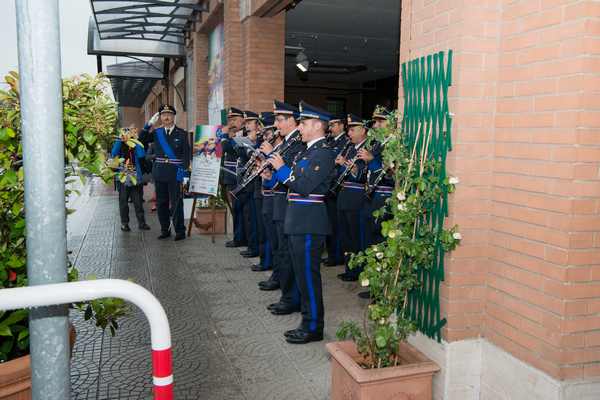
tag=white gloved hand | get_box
[183,177,190,186]
[149,112,160,126]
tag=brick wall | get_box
[192,31,209,125]
[241,13,285,111]
[224,0,244,108]
[399,0,600,381]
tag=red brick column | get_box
[224,0,244,108]
[399,0,600,383]
[241,14,285,112]
[192,31,209,125]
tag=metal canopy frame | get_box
[88,1,207,112]
[90,0,206,46]
[106,60,164,107]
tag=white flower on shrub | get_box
[361,278,370,287]
[453,232,462,240]
[396,192,406,201]
[376,266,382,272]
[449,176,460,185]
[388,231,396,238]
[376,252,384,260]
[397,203,406,211]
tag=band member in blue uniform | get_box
[221,107,247,248]
[335,114,369,281]
[324,115,349,267]
[357,107,394,298]
[267,101,336,344]
[259,101,305,315]
[111,128,151,232]
[360,107,394,247]
[237,111,261,258]
[252,112,277,272]
[139,104,190,241]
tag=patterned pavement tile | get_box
[70,181,370,399]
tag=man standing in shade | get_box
[139,104,190,241]
[267,101,336,344]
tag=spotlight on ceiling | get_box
[296,51,309,72]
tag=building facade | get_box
[115,1,600,398]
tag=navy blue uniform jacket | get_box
[139,125,190,183]
[274,138,336,235]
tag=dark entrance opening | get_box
[284,0,400,118]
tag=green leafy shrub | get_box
[0,72,127,362]
[337,108,461,369]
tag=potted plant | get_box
[328,109,461,400]
[191,195,228,234]
[0,72,127,399]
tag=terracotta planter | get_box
[0,324,77,400]
[0,356,31,400]
[326,340,439,400]
[192,208,227,234]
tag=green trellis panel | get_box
[401,50,453,342]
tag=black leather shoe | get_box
[285,330,323,344]
[358,291,371,299]
[267,302,283,311]
[225,240,246,248]
[251,264,270,272]
[158,231,171,239]
[121,224,131,232]
[284,328,302,338]
[174,233,186,241]
[138,223,151,230]
[258,281,280,291]
[240,249,259,257]
[270,304,300,315]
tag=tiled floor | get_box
[69,181,367,400]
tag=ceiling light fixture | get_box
[296,51,309,72]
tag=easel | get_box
[186,188,227,244]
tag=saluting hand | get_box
[357,148,374,162]
[268,153,285,170]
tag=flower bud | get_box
[449,176,460,185]
[453,232,462,240]
[376,252,384,260]
[361,278,370,287]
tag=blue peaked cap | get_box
[299,101,333,122]
[273,100,300,119]
[259,112,275,128]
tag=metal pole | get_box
[16,1,70,399]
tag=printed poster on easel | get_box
[189,125,222,196]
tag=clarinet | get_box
[238,134,277,181]
[230,131,301,196]
[364,136,395,198]
[329,141,366,195]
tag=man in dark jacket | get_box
[267,101,336,344]
[139,104,190,241]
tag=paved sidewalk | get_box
[69,181,367,400]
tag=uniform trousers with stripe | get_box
[260,210,275,271]
[228,184,247,245]
[325,197,344,265]
[155,180,185,235]
[364,193,391,246]
[242,194,259,254]
[339,208,367,278]
[289,234,326,333]
[275,221,300,307]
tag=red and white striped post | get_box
[0,279,173,400]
